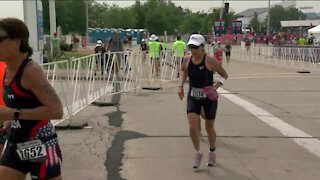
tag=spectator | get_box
[140,39,148,63]
[94,40,107,75]
[50,32,61,61]
[106,32,124,75]
[298,36,306,46]
[173,35,186,77]
[148,34,161,76]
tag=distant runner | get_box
[225,40,232,64]
[215,41,224,66]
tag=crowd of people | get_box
[0,16,234,179]
[241,32,318,46]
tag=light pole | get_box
[86,1,89,45]
[267,0,270,36]
[219,0,224,19]
[49,0,56,35]
[85,1,89,39]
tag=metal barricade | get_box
[231,44,320,72]
[41,52,143,125]
[136,49,181,90]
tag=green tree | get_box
[142,0,187,35]
[223,11,235,32]
[102,5,137,28]
[145,7,167,35]
[286,8,306,20]
[180,9,233,35]
[269,5,306,32]
[200,9,222,34]
[132,0,147,28]
[160,1,186,34]
[249,12,260,32]
[42,0,87,35]
[56,0,87,34]
[179,13,203,34]
[88,2,109,28]
[42,0,235,36]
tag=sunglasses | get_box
[188,45,201,49]
[0,36,9,43]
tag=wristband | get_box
[13,109,20,120]
[218,77,225,85]
[178,79,184,87]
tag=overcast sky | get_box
[105,0,320,13]
[0,0,319,20]
[0,1,24,19]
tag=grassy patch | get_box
[43,52,94,70]
[58,52,90,61]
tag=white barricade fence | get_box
[93,50,141,103]
[161,50,183,82]
[231,44,320,72]
[41,51,142,125]
[137,49,181,90]
[41,49,185,125]
[41,54,106,125]
[41,60,71,122]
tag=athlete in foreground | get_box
[178,34,228,168]
[0,62,6,157]
[0,18,63,180]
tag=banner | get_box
[214,19,225,37]
[232,20,242,34]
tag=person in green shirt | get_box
[173,35,186,77]
[50,33,61,61]
[298,36,306,46]
[148,34,161,76]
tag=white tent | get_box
[308,25,320,45]
[308,25,320,34]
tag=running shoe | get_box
[207,151,217,167]
[193,152,203,168]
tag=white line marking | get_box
[219,88,320,158]
[228,73,301,76]
[229,75,313,80]
[84,126,93,129]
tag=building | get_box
[281,20,320,34]
[281,20,320,28]
[236,0,296,29]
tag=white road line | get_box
[228,73,301,76]
[219,88,320,158]
[229,75,316,80]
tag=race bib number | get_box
[190,88,206,99]
[16,140,47,161]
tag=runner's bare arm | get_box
[178,56,190,100]
[2,62,63,121]
[179,55,190,87]
[207,55,228,89]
